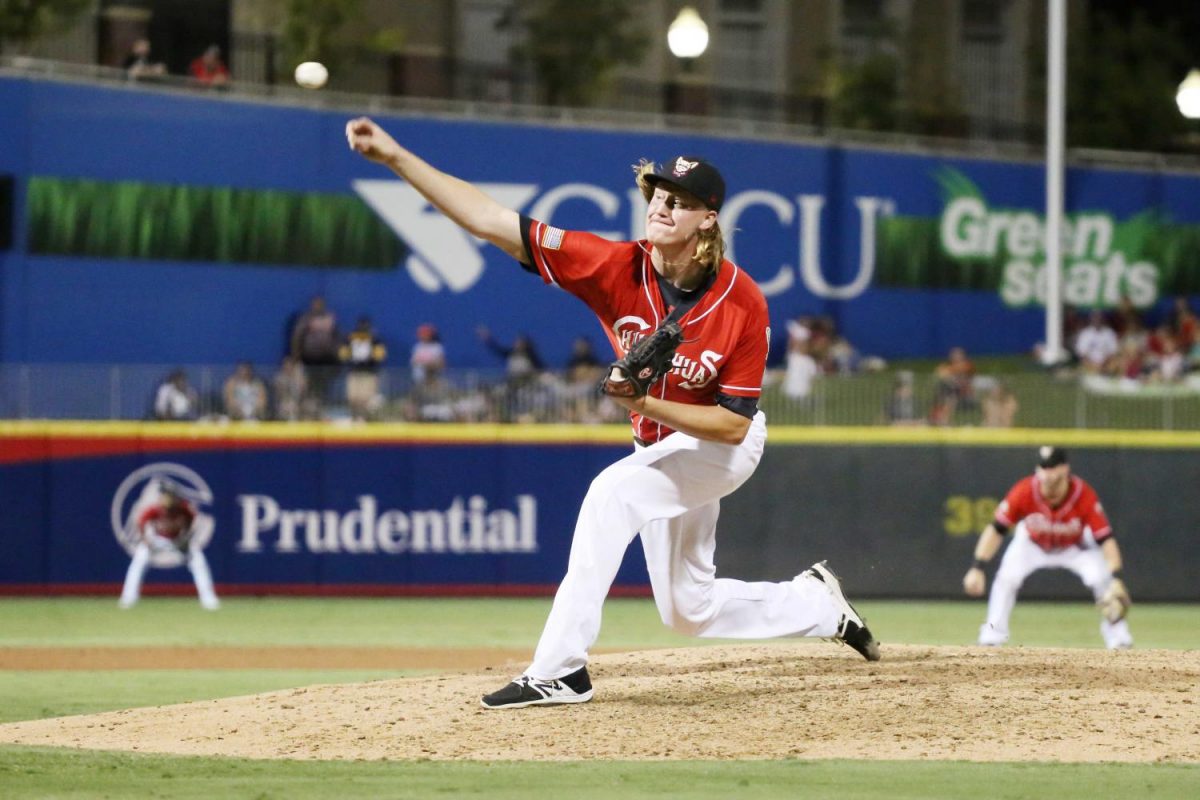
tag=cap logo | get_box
[672,157,699,177]
[1039,446,1053,461]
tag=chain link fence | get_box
[2,363,1198,429]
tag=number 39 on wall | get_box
[943,495,998,536]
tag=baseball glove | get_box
[1098,577,1131,623]
[602,320,684,398]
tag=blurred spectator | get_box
[1074,310,1120,374]
[406,370,456,422]
[340,316,388,420]
[189,44,229,87]
[1117,313,1149,355]
[478,326,549,421]
[154,370,198,421]
[1115,338,1145,383]
[566,336,603,382]
[1033,304,1086,367]
[884,371,922,426]
[929,346,976,425]
[981,381,1019,428]
[478,325,544,381]
[1110,294,1144,337]
[222,362,267,421]
[290,296,340,414]
[1149,336,1185,383]
[410,323,446,382]
[122,38,166,80]
[1167,297,1197,351]
[783,317,819,400]
[272,355,309,421]
[806,316,835,372]
[564,336,607,423]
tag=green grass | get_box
[1,598,1197,798]
[1,597,1195,650]
[0,750,1195,800]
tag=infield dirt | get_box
[1,643,1197,762]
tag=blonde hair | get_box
[633,159,725,274]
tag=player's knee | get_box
[662,596,715,636]
[991,572,1022,594]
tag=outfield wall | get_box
[2,423,1197,601]
[2,75,1200,370]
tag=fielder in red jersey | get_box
[346,119,880,710]
[963,446,1132,648]
[119,482,220,610]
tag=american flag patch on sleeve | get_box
[540,225,565,250]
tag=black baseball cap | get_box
[643,156,726,211]
[1036,446,1069,469]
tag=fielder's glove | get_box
[1098,577,1131,624]
[601,320,684,399]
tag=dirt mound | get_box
[2,643,1197,762]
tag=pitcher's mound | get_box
[1,643,1197,762]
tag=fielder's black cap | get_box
[1036,446,1069,469]
[643,155,726,211]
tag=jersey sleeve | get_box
[715,296,770,399]
[519,215,625,314]
[994,479,1031,529]
[1080,485,1113,543]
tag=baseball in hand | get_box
[294,61,328,89]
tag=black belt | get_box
[633,436,652,448]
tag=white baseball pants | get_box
[980,525,1132,649]
[119,532,220,610]
[528,412,842,680]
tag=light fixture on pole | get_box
[1177,69,1200,119]
[668,6,709,60]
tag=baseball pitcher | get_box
[962,447,1132,649]
[346,117,880,710]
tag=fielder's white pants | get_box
[529,412,842,680]
[980,525,1132,649]
[119,533,220,610]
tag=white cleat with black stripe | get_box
[806,561,881,662]
[481,666,594,709]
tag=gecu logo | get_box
[111,463,215,568]
[354,179,893,298]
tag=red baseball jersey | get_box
[138,501,196,541]
[994,474,1112,551]
[523,218,769,444]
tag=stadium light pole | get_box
[1042,0,1067,365]
[1177,69,1200,119]
[665,6,709,114]
[667,6,710,62]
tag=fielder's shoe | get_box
[977,623,1008,646]
[481,666,593,709]
[806,561,881,662]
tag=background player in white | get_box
[346,117,880,709]
[963,446,1132,649]
[119,481,220,610]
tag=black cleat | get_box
[481,666,594,709]
[807,561,881,661]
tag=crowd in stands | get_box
[122,38,230,88]
[1063,297,1199,385]
[150,296,1200,426]
[150,295,618,425]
